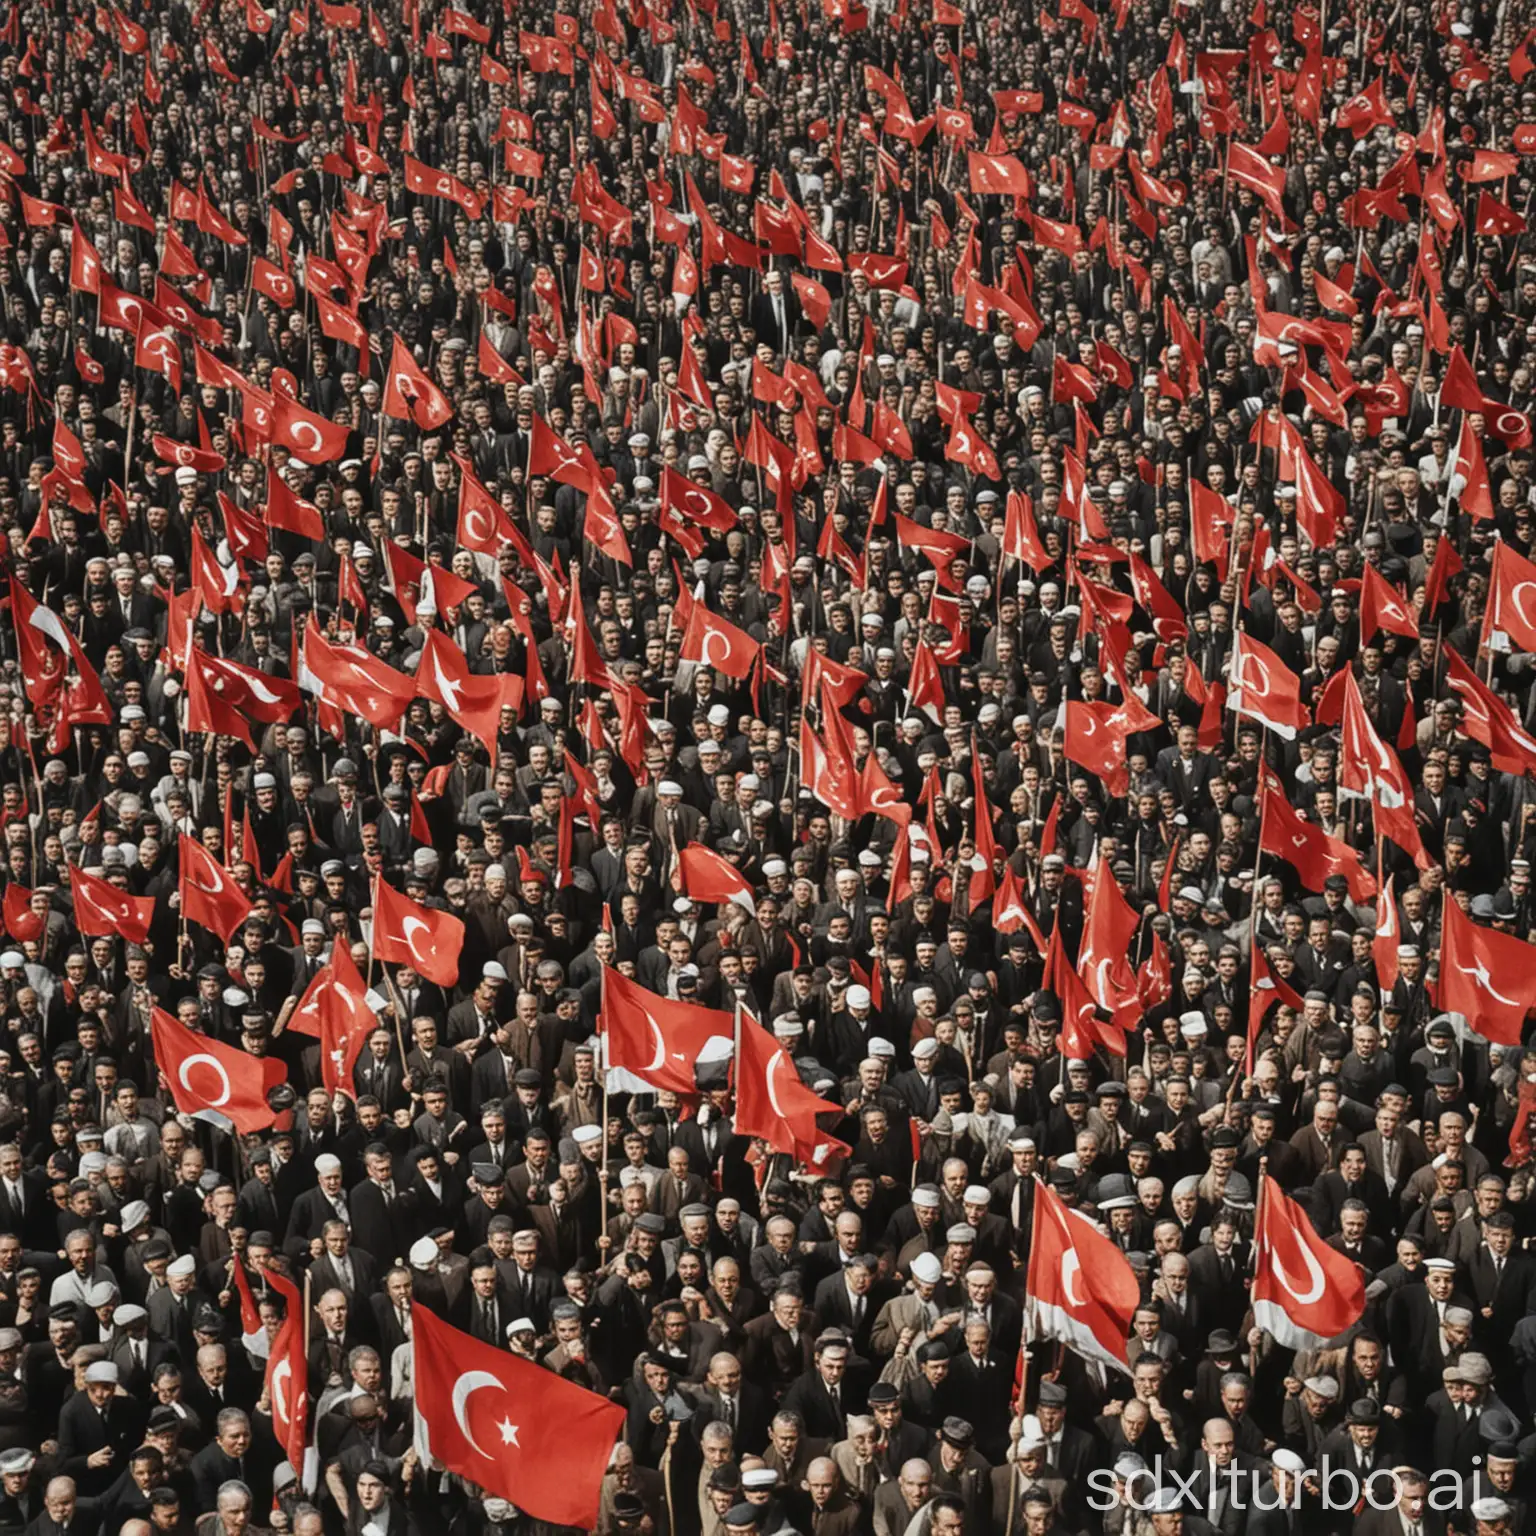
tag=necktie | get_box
[482,1300,494,1335]
[723,1397,735,1429]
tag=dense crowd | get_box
[0,0,1527,1528]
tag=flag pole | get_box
[599,967,611,1230]
[1248,1155,1268,1378]
[1002,1312,1032,1536]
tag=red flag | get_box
[1027,1177,1140,1373]
[149,1006,284,1133]
[1359,561,1418,640]
[1075,865,1140,1029]
[316,940,377,1097]
[1422,534,1463,615]
[601,967,733,1094]
[1252,1175,1366,1347]
[382,335,454,429]
[403,153,484,219]
[305,630,417,728]
[735,1015,850,1168]
[372,877,465,987]
[1,883,41,943]
[1258,774,1375,901]
[178,835,254,942]
[1454,412,1495,522]
[414,631,504,755]
[677,843,756,916]
[412,1302,623,1527]
[270,395,349,464]
[967,151,1031,194]
[1063,700,1128,795]
[1227,630,1309,739]
[1338,673,1427,867]
[1373,867,1399,996]
[263,1270,308,1472]
[679,600,758,679]
[70,866,153,944]
[1443,649,1536,775]
[1439,893,1536,1045]
[1484,539,1536,649]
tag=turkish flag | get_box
[150,1007,285,1134]
[309,940,377,1097]
[412,1302,623,1526]
[265,469,325,540]
[178,835,254,942]
[152,436,225,474]
[893,511,969,590]
[526,413,597,494]
[403,153,484,218]
[1076,864,1140,1029]
[1373,867,1400,997]
[1338,672,1428,868]
[262,1269,309,1472]
[1,883,41,943]
[1258,774,1375,901]
[414,630,504,755]
[1226,630,1310,740]
[1484,538,1536,649]
[1359,560,1419,640]
[382,335,454,430]
[185,649,260,749]
[453,457,522,555]
[679,600,758,679]
[1027,1177,1140,1374]
[967,150,1031,194]
[659,467,738,533]
[1252,1175,1365,1347]
[1064,701,1128,795]
[1443,649,1536,775]
[1452,413,1495,521]
[800,720,862,820]
[372,877,465,987]
[71,866,153,944]
[251,257,296,308]
[735,1014,849,1169]
[1003,490,1051,571]
[1045,918,1125,1058]
[677,843,756,916]
[303,629,416,728]
[601,966,733,1094]
[1439,894,1536,1045]
[190,649,300,724]
[1247,942,1306,1060]
[270,395,349,464]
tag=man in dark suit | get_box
[781,1338,853,1442]
[688,1351,771,1457]
[308,1224,378,1309]
[347,1146,412,1270]
[55,1364,145,1496]
[1464,1210,1536,1349]
[749,270,799,358]
[283,1154,351,1257]
[0,1148,51,1254]
[944,1320,1011,1464]
[20,1475,105,1536]
[1352,1468,1444,1536]
[454,1258,516,1349]
[812,1255,879,1356]
[742,1288,817,1398]
[499,1229,559,1332]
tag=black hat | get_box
[939,1417,975,1448]
[1346,1399,1380,1426]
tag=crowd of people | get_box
[0,0,1526,1528]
